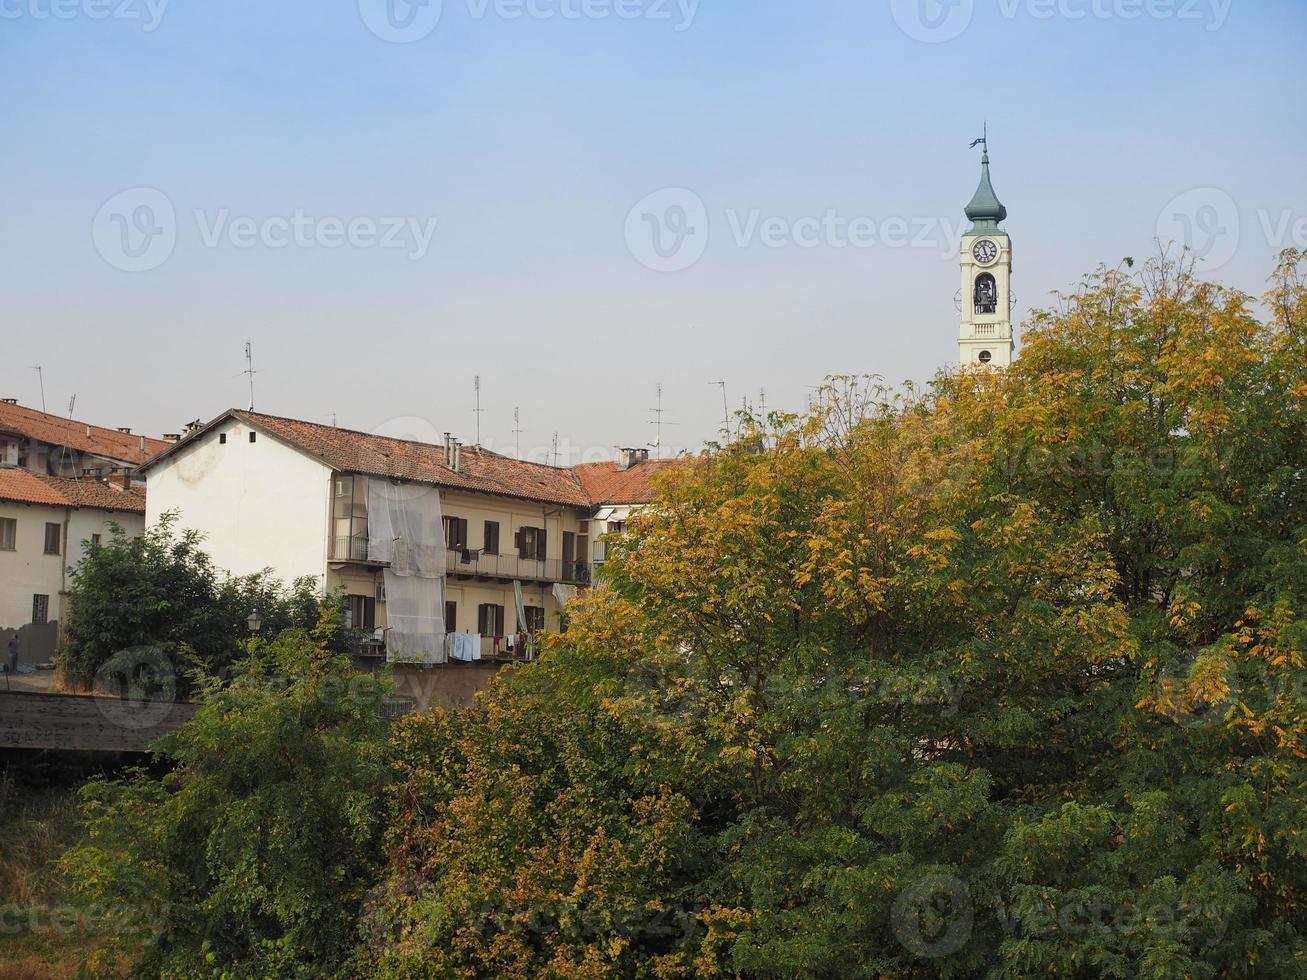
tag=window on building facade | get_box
[346,594,376,630]
[32,594,49,625]
[517,525,547,561]
[332,475,369,561]
[443,516,469,551]
[0,517,15,551]
[523,605,545,633]
[483,520,500,555]
[44,522,61,555]
[445,601,457,631]
[91,533,101,546]
[477,603,505,637]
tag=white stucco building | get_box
[0,468,146,664]
[140,410,679,667]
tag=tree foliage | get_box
[63,608,392,978]
[360,251,1307,978]
[70,252,1307,978]
[59,513,343,690]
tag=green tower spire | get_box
[964,143,1007,235]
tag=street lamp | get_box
[246,610,263,633]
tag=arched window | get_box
[974,273,997,315]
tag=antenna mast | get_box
[31,365,46,413]
[513,406,523,459]
[551,431,559,467]
[709,379,729,441]
[647,382,678,458]
[243,342,256,411]
[473,376,484,446]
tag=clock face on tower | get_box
[972,239,999,265]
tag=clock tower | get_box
[958,140,1014,368]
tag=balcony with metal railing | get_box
[445,549,590,585]
[330,535,373,563]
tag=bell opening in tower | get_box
[974,273,998,315]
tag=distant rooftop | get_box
[0,467,146,513]
[142,408,684,509]
[0,399,168,466]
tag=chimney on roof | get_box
[106,469,133,491]
[163,433,181,443]
[618,447,649,471]
[183,419,203,434]
[117,427,132,434]
[1,398,16,405]
[444,432,463,473]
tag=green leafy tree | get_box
[59,512,343,690]
[62,607,392,978]
[360,251,1307,978]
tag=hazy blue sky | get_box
[3,0,1304,462]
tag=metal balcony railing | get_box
[445,549,590,585]
[330,535,371,562]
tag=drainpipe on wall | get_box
[58,506,72,655]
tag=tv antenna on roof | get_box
[473,376,484,446]
[647,382,678,458]
[513,406,523,459]
[30,365,46,413]
[709,379,729,441]
[551,431,559,467]
[243,342,256,411]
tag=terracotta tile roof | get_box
[0,468,145,513]
[0,400,168,465]
[234,411,594,508]
[145,409,685,510]
[573,459,684,506]
[0,469,68,508]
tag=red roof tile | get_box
[237,411,594,507]
[144,409,684,509]
[0,400,168,465]
[0,469,145,513]
[573,459,684,506]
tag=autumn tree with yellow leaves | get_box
[361,251,1306,978]
[64,252,1307,978]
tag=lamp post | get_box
[246,610,263,634]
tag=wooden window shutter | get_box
[538,528,547,560]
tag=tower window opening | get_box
[974,273,997,315]
[978,350,993,364]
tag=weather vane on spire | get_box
[969,121,988,152]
